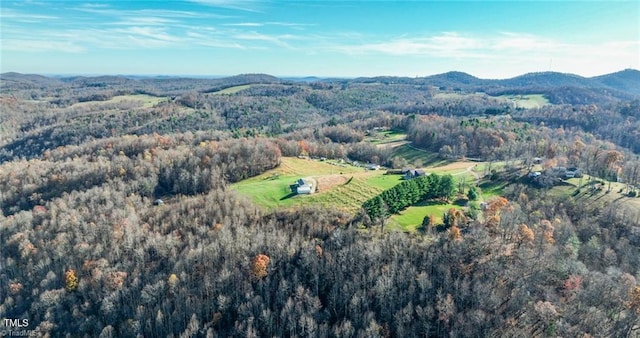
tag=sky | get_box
[1,0,639,78]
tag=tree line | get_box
[363,174,456,220]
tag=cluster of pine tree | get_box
[363,174,456,219]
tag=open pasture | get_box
[498,94,549,109]
[233,151,504,231]
[387,201,458,232]
[391,144,445,167]
[232,157,388,212]
[210,85,253,95]
[70,94,164,108]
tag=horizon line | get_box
[1,68,638,81]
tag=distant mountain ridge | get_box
[591,69,640,95]
[425,71,486,86]
[424,69,640,96]
[2,69,639,102]
[340,69,639,102]
[416,69,640,103]
[498,71,594,88]
[0,72,65,89]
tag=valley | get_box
[1,70,640,337]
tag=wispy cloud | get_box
[333,32,489,59]
[224,22,263,27]
[109,17,178,26]
[322,31,640,77]
[79,3,110,8]
[2,39,86,53]
[115,26,180,45]
[330,31,639,62]
[1,2,309,53]
[223,21,314,29]
[233,31,298,49]
[266,22,315,28]
[187,0,262,12]
[3,0,637,78]
[2,22,183,52]
[186,31,247,49]
[0,8,58,20]
[75,7,226,19]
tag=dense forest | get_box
[1,70,640,337]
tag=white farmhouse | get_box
[296,178,314,194]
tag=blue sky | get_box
[1,1,638,78]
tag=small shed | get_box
[366,164,380,170]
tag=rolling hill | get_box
[1,68,640,338]
[347,69,640,103]
[3,69,638,100]
[591,69,640,95]
[0,72,64,89]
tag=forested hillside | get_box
[1,71,640,337]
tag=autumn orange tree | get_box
[443,208,467,228]
[630,286,640,315]
[483,196,510,231]
[251,254,270,280]
[65,269,78,292]
[516,224,534,247]
[448,226,462,241]
[600,150,623,192]
[539,220,555,245]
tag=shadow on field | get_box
[280,190,297,201]
[414,200,447,207]
[453,198,468,206]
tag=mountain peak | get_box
[591,69,640,95]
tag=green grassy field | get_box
[477,180,506,198]
[233,150,511,232]
[498,94,550,109]
[211,85,252,95]
[433,92,486,100]
[365,130,407,145]
[391,144,446,167]
[233,174,300,209]
[364,174,404,190]
[433,91,549,110]
[387,201,458,231]
[309,175,389,212]
[549,175,640,214]
[234,173,394,213]
[231,157,389,212]
[279,157,362,176]
[71,94,164,108]
[382,160,501,232]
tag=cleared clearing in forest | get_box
[70,94,164,108]
[232,157,379,212]
[210,85,252,95]
[233,155,493,222]
[498,94,549,109]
